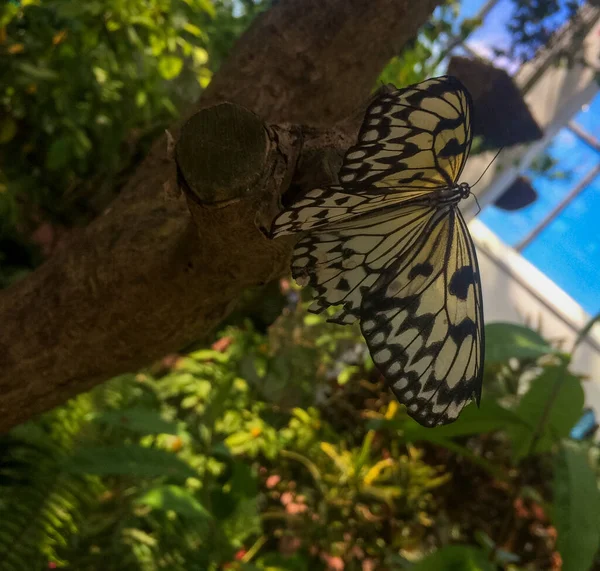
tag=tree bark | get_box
[0,0,441,432]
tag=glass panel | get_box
[572,90,600,137]
[479,128,600,246]
[522,174,600,315]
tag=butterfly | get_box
[269,76,484,427]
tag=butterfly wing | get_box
[360,206,484,426]
[270,76,473,237]
[340,76,473,192]
[270,186,426,237]
[290,203,437,324]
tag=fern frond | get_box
[0,394,104,571]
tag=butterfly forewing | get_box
[270,77,474,238]
[340,76,473,192]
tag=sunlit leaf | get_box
[303,313,322,326]
[135,90,147,107]
[183,22,203,38]
[158,56,183,80]
[192,46,209,66]
[136,485,212,521]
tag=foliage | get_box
[528,152,573,182]
[379,1,465,87]
[553,441,600,571]
[505,0,583,63]
[0,397,104,570]
[0,0,266,287]
[1,287,599,570]
[0,0,585,288]
[1,1,600,569]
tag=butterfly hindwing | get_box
[291,203,438,324]
[361,207,484,426]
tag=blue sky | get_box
[452,0,600,316]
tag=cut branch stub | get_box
[176,103,269,205]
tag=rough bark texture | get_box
[0,0,441,432]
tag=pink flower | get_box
[362,559,376,571]
[266,474,281,489]
[212,336,233,352]
[286,502,308,515]
[321,554,344,571]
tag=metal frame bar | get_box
[515,163,600,252]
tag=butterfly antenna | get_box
[473,194,482,215]
[471,147,504,188]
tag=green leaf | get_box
[403,400,527,440]
[228,461,258,498]
[45,136,72,171]
[225,431,257,455]
[16,62,59,81]
[221,496,261,545]
[0,117,17,144]
[183,22,203,38]
[158,56,183,79]
[188,349,229,363]
[92,407,179,435]
[92,66,108,84]
[64,445,197,479]
[192,46,209,65]
[412,545,494,570]
[337,365,358,386]
[303,313,322,326]
[554,441,600,571]
[369,400,526,440]
[510,366,584,459]
[182,0,216,17]
[136,485,212,521]
[485,322,554,362]
[258,553,309,571]
[135,90,148,107]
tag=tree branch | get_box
[0,0,441,432]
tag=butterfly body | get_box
[270,77,484,427]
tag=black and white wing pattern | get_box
[361,207,483,426]
[270,76,473,237]
[289,203,437,325]
[270,76,484,427]
[340,75,473,192]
